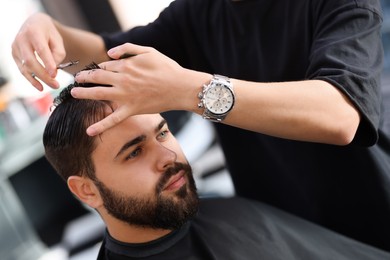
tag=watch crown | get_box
[198,102,204,108]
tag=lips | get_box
[164,170,186,191]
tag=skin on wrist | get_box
[178,69,212,114]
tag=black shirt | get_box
[96,197,390,259]
[102,0,390,251]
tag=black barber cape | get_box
[97,197,390,259]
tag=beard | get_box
[93,162,199,230]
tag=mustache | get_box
[156,162,192,194]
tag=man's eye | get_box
[125,148,142,160]
[157,130,169,140]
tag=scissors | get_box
[57,53,136,69]
[57,60,79,69]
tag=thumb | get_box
[107,42,152,60]
[86,106,131,136]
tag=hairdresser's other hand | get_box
[72,43,210,136]
[12,12,64,90]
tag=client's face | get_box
[92,114,198,230]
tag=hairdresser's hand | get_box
[72,43,210,136]
[12,12,65,90]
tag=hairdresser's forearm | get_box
[182,69,360,145]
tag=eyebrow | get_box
[114,119,167,160]
[156,119,167,133]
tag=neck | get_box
[104,215,172,243]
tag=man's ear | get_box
[67,176,102,209]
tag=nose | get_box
[155,142,177,171]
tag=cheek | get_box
[100,162,160,196]
[122,173,157,195]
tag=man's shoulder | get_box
[194,196,390,259]
[198,196,280,215]
[196,196,294,229]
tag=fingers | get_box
[18,56,46,91]
[74,68,116,91]
[23,48,61,89]
[11,13,64,90]
[13,46,60,91]
[72,67,134,136]
[86,106,130,136]
[72,69,123,102]
[71,86,116,101]
[30,35,59,77]
[107,42,153,60]
[13,41,41,90]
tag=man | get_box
[41,64,390,259]
[14,0,390,251]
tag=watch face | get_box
[204,83,234,115]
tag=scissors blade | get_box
[57,60,79,69]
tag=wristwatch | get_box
[198,74,235,122]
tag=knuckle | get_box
[118,74,130,86]
[89,70,100,81]
[110,113,123,124]
[34,44,46,55]
[22,58,32,67]
[55,48,66,60]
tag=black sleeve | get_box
[307,0,384,146]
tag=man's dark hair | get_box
[43,63,111,181]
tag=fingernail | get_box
[70,88,78,97]
[74,73,80,82]
[86,127,97,136]
[108,48,115,56]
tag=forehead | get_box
[102,113,164,138]
[93,113,164,150]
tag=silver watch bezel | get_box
[198,74,235,122]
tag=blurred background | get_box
[0,0,389,259]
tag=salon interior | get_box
[0,0,390,259]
